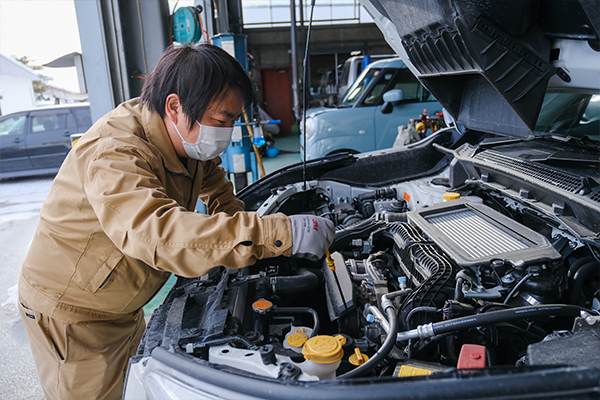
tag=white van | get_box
[337,54,394,98]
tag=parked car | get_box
[318,68,341,95]
[0,103,92,179]
[301,57,442,160]
[337,54,394,98]
[124,1,600,399]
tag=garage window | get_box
[242,0,373,28]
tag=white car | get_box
[301,57,442,160]
[124,1,600,398]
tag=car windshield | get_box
[339,67,382,107]
[534,92,600,141]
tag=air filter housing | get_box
[407,199,561,270]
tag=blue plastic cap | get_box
[366,314,375,323]
[398,276,407,283]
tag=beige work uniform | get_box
[18,98,293,399]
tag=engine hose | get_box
[271,306,320,336]
[265,268,319,296]
[189,335,258,352]
[569,262,600,305]
[396,304,583,342]
[366,253,386,281]
[503,273,533,304]
[406,306,439,328]
[338,304,398,379]
[567,256,596,279]
[330,217,386,253]
[364,303,391,333]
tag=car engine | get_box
[139,159,600,381]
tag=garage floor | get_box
[262,132,302,174]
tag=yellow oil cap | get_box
[443,192,461,201]
[302,335,344,364]
[286,332,308,348]
[349,348,370,366]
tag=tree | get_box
[13,56,52,102]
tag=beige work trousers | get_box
[19,298,145,400]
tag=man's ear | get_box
[164,93,181,124]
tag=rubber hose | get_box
[503,273,532,304]
[567,256,596,279]
[569,262,600,305]
[406,306,439,328]
[194,335,258,351]
[454,277,464,301]
[338,305,398,379]
[330,217,385,253]
[265,268,319,296]
[397,304,583,342]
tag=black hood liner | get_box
[367,0,599,138]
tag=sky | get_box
[0,0,193,93]
[0,0,82,92]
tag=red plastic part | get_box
[457,344,487,369]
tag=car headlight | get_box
[300,117,316,140]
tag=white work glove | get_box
[289,215,336,261]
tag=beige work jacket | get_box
[19,98,292,323]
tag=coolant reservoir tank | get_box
[284,325,312,353]
[301,335,345,380]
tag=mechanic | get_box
[18,44,335,400]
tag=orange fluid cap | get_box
[252,299,273,314]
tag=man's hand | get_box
[289,215,335,261]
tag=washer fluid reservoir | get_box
[301,335,345,380]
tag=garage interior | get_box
[74,0,393,136]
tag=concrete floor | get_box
[262,132,302,174]
[0,179,51,400]
[0,216,46,400]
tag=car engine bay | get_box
[137,130,600,385]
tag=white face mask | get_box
[172,120,233,161]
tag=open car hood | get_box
[359,0,600,138]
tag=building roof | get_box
[0,53,40,81]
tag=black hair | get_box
[140,44,253,129]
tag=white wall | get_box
[0,76,35,115]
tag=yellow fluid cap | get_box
[443,192,461,201]
[252,299,273,314]
[302,335,344,364]
[334,334,347,346]
[286,332,308,348]
[349,348,370,366]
